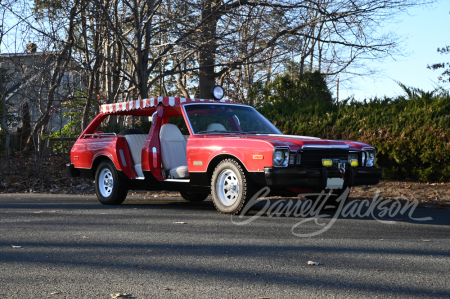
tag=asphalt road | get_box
[0,193,449,299]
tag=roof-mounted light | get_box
[212,85,224,100]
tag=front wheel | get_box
[95,161,128,205]
[180,191,209,202]
[211,159,255,215]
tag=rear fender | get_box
[90,137,136,179]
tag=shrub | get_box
[256,84,450,182]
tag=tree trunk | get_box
[134,0,154,100]
[198,0,221,99]
[21,102,31,148]
[81,0,103,131]
[0,73,11,174]
[176,67,190,98]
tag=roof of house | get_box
[0,51,58,58]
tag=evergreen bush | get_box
[256,82,450,182]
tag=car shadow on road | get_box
[1,194,447,227]
[122,196,450,227]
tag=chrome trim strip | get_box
[302,145,349,149]
[152,147,157,168]
[268,134,319,139]
[83,132,117,138]
[164,179,190,183]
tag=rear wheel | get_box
[180,191,209,202]
[95,161,128,205]
[211,159,255,215]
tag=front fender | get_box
[187,137,274,173]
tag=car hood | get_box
[228,134,373,151]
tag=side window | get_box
[168,116,189,135]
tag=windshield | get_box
[184,104,282,135]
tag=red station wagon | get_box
[67,87,383,214]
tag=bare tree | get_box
[192,0,429,100]
[1,0,430,154]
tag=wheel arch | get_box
[92,155,116,178]
[206,154,249,181]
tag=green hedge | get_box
[257,86,450,182]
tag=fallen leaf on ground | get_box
[50,291,60,295]
[163,287,171,290]
[110,293,131,298]
[307,261,320,265]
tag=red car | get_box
[67,89,382,214]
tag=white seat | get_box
[124,134,147,178]
[160,124,189,179]
[207,123,226,131]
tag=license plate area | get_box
[326,178,344,189]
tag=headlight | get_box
[273,148,289,167]
[362,149,376,167]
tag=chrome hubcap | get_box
[216,169,240,206]
[99,168,113,197]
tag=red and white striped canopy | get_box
[100,97,231,114]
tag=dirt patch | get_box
[350,180,450,209]
[1,155,449,209]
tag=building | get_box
[0,43,84,137]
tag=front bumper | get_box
[264,167,383,190]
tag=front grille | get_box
[302,149,350,168]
